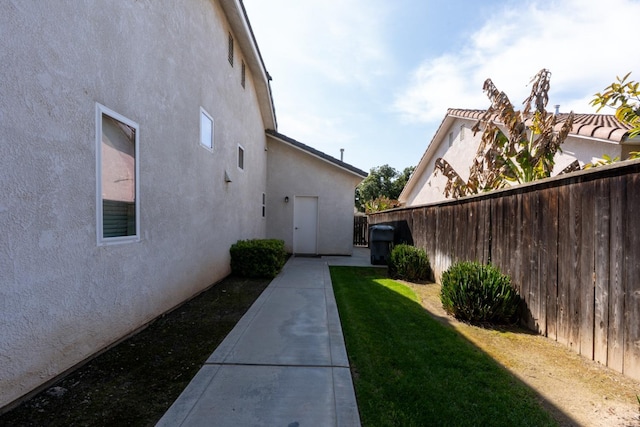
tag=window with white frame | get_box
[96,103,140,244]
[238,144,244,170]
[200,108,214,150]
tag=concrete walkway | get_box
[157,247,375,427]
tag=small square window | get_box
[241,61,246,88]
[228,33,234,66]
[238,145,244,170]
[200,108,214,150]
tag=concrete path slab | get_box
[322,246,386,268]
[156,252,367,427]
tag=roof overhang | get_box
[219,0,277,130]
[266,130,368,179]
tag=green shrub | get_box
[229,239,286,278]
[440,261,520,324]
[388,244,431,282]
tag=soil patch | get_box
[0,276,270,426]
[402,280,640,427]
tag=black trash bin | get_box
[369,225,394,265]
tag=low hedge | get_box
[440,261,520,324]
[388,244,431,282]
[229,239,286,278]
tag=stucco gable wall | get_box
[555,134,622,172]
[0,0,268,409]
[265,137,362,255]
[404,118,482,205]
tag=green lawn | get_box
[330,266,558,427]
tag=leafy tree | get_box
[435,69,577,199]
[591,72,640,138]
[355,164,415,212]
[364,196,400,214]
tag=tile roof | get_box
[447,108,633,142]
[266,130,368,178]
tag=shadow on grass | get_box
[331,266,578,427]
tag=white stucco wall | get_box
[0,0,269,408]
[555,134,622,171]
[403,117,628,206]
[266,136,363,255]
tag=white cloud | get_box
[244,0,396,162]
[245,0,391,87]
[394,0,640,123]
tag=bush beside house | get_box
[230,239,286,278]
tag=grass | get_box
[330,266,558,427]
[0,275,270,426]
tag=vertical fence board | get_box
[433,208,442,280]
[469,202,479,262]
[541,188,558,339]
[481,199,491,264]
[502,194,521,284]
[594,178,611,365]
[490,197,500,266]
[498,195,509,270]
[466,203,476,261]
[425,207,437,276]
[568,183,583,352]
[453,204,464,263]
[579,181,596,359]
[608,176,625,373]
[624,174,640,381]
[522,191,540,331]
[556,184,571,346]
[540,188,557,339]
[411,209,424,248]
[513,193,524,298]
[447,205,456,266]
[519,192,532,327]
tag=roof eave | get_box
[266,130,368,179]
[219,0,277,130]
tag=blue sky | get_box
[243,0,640,173]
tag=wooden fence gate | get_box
[353,216,368,246]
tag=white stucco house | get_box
[400,108,640,206]
[0,0,365,410]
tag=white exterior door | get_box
[293,196,318,254]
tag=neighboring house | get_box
[0,1,364,410]
[400,108,640,206]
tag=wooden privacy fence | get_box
[353,216,368,246]
[369,160,640,382]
